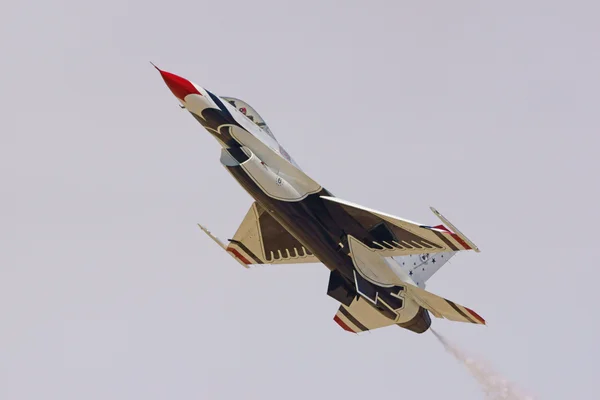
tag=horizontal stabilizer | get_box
[343,231,485,326]
[407,284,486,325]
[333,296,398,334]
[334,284,485,332]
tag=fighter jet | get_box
[154,65,485,334]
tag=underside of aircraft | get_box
[154,65,485,335]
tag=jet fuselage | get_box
[156,67,432,332]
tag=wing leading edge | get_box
[321,196,479,257]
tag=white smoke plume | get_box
[431,329,535,400]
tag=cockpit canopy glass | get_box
[222,97,275,140]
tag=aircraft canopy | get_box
[222,97,275,140]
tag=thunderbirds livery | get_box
[154,65,485,334]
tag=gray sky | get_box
[3,1,599,399]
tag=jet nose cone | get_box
[152,63,201,101]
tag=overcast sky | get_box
[3,1,599,399]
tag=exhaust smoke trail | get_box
[431,329,535,400]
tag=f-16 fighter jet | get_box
[154,65,485,334]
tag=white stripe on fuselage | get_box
[220,99,283,155]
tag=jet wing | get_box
[321,196,479,258]
[200,202,320,266]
